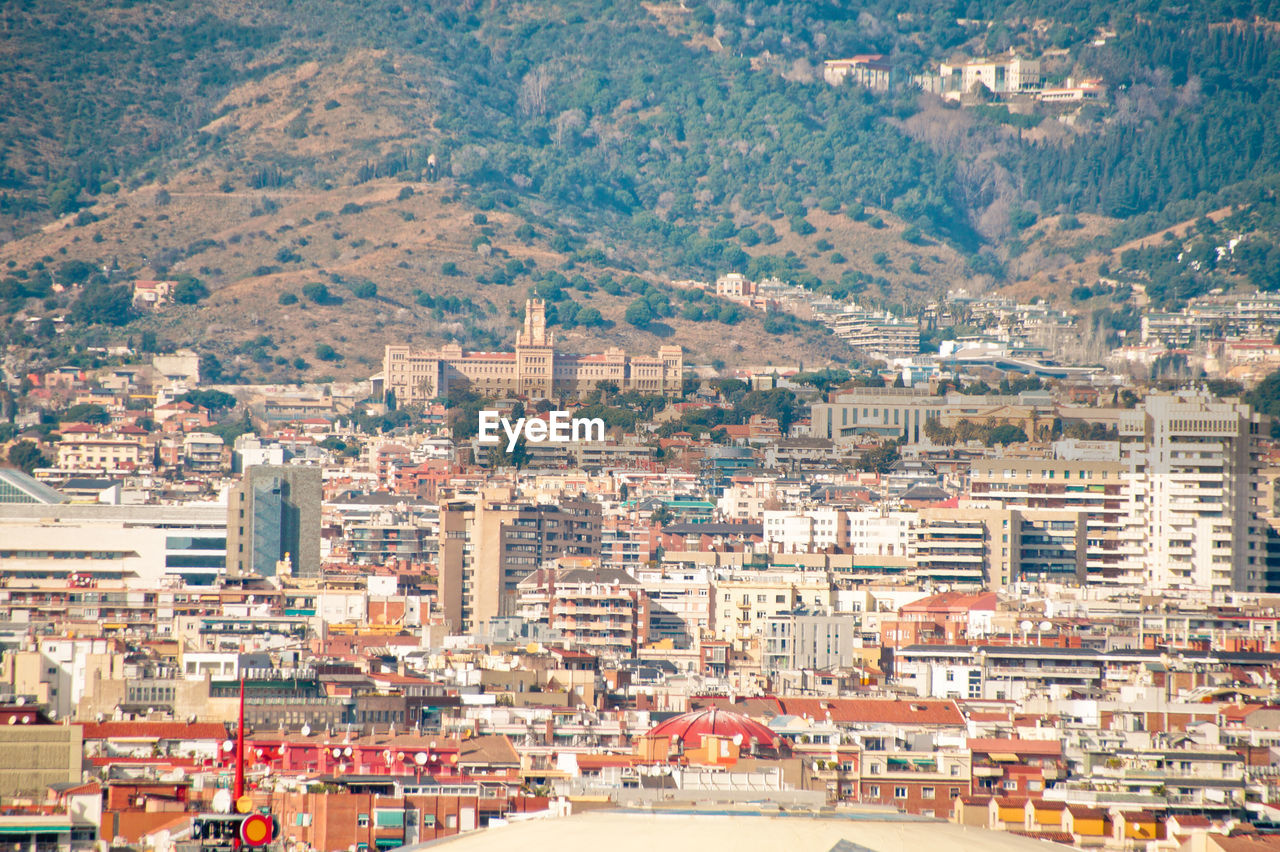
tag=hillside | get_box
[4,0,1280,382]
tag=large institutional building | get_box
[381,299,684,403]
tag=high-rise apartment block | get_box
[226,465,322,578]
[437,493,601,633]
[1118,393,1267,593]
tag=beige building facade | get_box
[382,299,683,404]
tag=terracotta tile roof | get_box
[458,734,519,767]
[81,721,228,740]
[575,754,642,770]
[1211,836,1280,852]
[1010,830,1074,844]
[1066,805,1108,819]
[958,795,994,805]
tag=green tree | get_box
[199,353,224,383]
[856,440,900,473]
[179,390,238,411]
[63,403,110,424]
[987,424,1028,446]
[302,282,331,304]
[71,285,132,326]
[7,441,49,474]
[624,298,653,328]
[173,278,209,304]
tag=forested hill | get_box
[3,1,1280,378]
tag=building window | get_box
[922,787,934,799]
[358,814,369,827]
[867,785,879,799]
[894,786,908,799]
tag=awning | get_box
[989,753,1020,762]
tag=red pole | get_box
[234,677,246,800]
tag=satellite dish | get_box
[212,789,233,814]
[732,733,744,746]
[301,724,312,737]
[343,747,353,757]
[332,748,342,758]
[14,697,25,706]
[223,740,235,753]
[414,752,428,766]
[1039,620,1052,632]
[1020,620,1033,632]
[396,752,405,761]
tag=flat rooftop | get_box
[405,807,1069,851]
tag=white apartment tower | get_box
[1119,393,1266,593]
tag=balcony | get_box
[988,664,1100,679]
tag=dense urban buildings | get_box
[12,290,1280,851]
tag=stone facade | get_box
[382,299,683,403]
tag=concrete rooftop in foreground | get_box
[409,808,1068,851]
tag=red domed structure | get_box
[645,706,778,752]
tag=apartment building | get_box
[437,495,601,633]
[913,507,1087,588]
[226,465,322,578]
[517,565,647,658]
[1119,393,1267,592]
[762,508,848,553]
[894,645,1104,701]
[55,432,144,474]
[713,568,834,645]
[969,457,1128,584]
[762,611,858,673]
[859,749,972,818]
[634,564,713,649]
[829,307,921,360]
